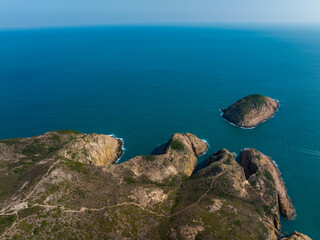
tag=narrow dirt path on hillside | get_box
[172,172,222,216]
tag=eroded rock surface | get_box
[58,133,123,166]
[110,133,208,184]
[167,148,281,240]
[221,94,279,128]
[0,131,310,240]
[281,231,312,240]
[240,148,296,220]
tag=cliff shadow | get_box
[150,143,167,155]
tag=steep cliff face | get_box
[221,94,279,128]
[240,149,296,220]
[166,148,296,240]
[165,148,267,240]
[0,131,310,240]
[58,133,123,166]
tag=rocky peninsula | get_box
[221,94,279,128]
[0,130,310,239]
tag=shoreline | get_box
[108,134,126,164]
[220,98,280,129]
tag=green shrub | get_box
[22,140,47,157]
[0,138,22,146]
[234,220,241,226]
[19,220,33,232]
[171,140,184,151]
[64,159,88,175]
[33,226,40,235]
[240,94,266,115]
[264,170,273,181]
[263,205,273,216]
[256,207,264,218]
[124,177,136,184]
[18,206,42,218]
[40,220,48,228]
[224,154,234,165]
[142,155,156,162]
[50,134,61,142]
[55,130,82,135]
[0,215,16,234]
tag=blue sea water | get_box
[1,25,320,238]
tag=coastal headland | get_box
[0,130,310,239]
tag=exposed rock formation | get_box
[58,133,123,166]
[167,147,298,240]
[206,149,247,198]
[221,94,279,128]
[240,149,296,220]
[0,131,310,240]
[113,133,208,183]
[184,133,208,156]
[281,231,312,240]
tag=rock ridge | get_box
[0,131,310,240]
[240,149,296,220]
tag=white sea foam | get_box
[219,109,256,130]
[294,147,320,156]
[201,138,210,147]
[270,158,279,168]
[199,138,210,156]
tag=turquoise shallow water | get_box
[1,26,320,238]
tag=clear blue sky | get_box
[1,0,320,29]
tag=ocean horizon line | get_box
[1,22,320,32]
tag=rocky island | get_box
[0,130,310,239]
[221,94,279,128]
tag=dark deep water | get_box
[1,26,320,238]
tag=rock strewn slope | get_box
[0,131,310,240]
[221,94,279,128]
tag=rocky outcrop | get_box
[112,133,208,183]
[0,131,311,240]
[58,133,123,166]
[240,149,296,220]
[206,149,247,198]
[281,231,312,240]
[221,94,279,128]
[184,133,208,156]
[163,133,208,157]
[162,133,208,176]
[168,148,280,240]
